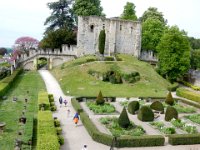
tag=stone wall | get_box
[76,16,141,57]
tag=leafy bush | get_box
[48,94,54,102]
[167,82,179,91]
[150,101,164,113]
[122,72,140,83]
[165,92,174,106]
[168,134,200,145]
[137,106,154,122]
[128,101,140,114]
[180,80,200,91]
[104,56,115,61]
[118,107,130,128]
[176,87,200,103]
[96,90,105,105]
[86,58,96,62]
[58,135,64,145]
[165,106,178,121]
[50,105,57,111]
[54,119,61,127]
[150,121,176,134]
[186,114,200,124]
[56,127,62,135]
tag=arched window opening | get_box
[120,25,122,31]
[90,25,94,32]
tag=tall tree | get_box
[44,0,75,32]
[191,49,200,70]
[142,18,165,52]
[157,26,191,82]
[121,2,137,21]
[140,7,167,24]
[39,28,76,50]
[73,0,103,17]
[0,48,7,55]
[188,37,200,50]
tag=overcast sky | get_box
[0,0,199,47]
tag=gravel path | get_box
[39,70,200,150]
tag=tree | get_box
[98,30,106,55]
[39,28,76,50]
[121,2,137,21]
[44,0,75,32]
[142,18,165,52]
[73,0,103,17]
[191,49,200,69]
[188,37,200,50]
[157,26,191,82]
[140,7,167,24]
[0,48,7,55]
[14,36,39,51]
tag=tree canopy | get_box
[157,26,191,82]
[44,0,75,32]
[142,18,166,52]
[188,37,200,50]
[140,7,167,24]
[73,0,103,17]
[191,49,200,70]
[121,2,137,21]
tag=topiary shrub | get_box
[96,90,105,105]
[137,106,154,122]
[150,101,164,114]
[99,29,106,55]
[165,92,174,106]
[165,106,178,121]
[128,101,140,114]
[54,119,60,127]
[58,135,64,145]
[118,107,130,128]
[56,127,62,135]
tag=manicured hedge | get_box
[72,98,165,147]
[167,82,179,92]
[37,111,60,150]
[176,98,200,109]
[176,88,200,103]
[180,81,200,91]
[168,134,200,145]
[38,91,50,110]
[117,135,165,147]
[0,68,23,97]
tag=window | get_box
[120,25,122,31]
[103,24,105,29]
[90,25,94,32]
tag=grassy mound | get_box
[51,54,171,97]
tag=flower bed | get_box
[150,121,176,135]
[100,117,145,137]
[86,101,115,114]
[185,114,200,124]
[170,118,198,134]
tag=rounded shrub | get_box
[56,127,62,135]
[150,101,164,114]
[137,106,154,122]
[54,119,60,127]
[96,90,105,105]
[165,92,174,106]
[58,135,64,145]
[118,107,130,128]
[51,105,57,111]
[165,106,178,121]
[128,101,140,114]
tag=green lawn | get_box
[51,54,171,97]
[0,71,45,150]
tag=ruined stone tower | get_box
[76,16,141,58]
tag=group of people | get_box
[58,96,87,149]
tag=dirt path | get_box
[39,70,200,150]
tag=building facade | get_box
[76,16,141,58]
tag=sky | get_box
[0,0,200,48]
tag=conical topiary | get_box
[137,106,154,122]
[128,101,140,114]
[96,90,105,105]
[165,92,174,106]
[150,101,164,114]
[165,106,178,121]
[118,107,130,128]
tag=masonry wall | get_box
[77,16,141,57]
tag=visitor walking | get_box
[73,112,79,126]
[64,99,68,107]
[67,109,71,117]
[81,144,87,150]
[59,96,63,107]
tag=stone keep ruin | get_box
[75,16,141,57]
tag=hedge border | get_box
[72,98,165,147]
[168,134,200,145]
[176,88,200,103]
[38,91,50,110]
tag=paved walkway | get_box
[39,70,200,150]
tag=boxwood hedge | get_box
[176,88,200,103]
[38,91,50,110]
[168,134,200,145]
